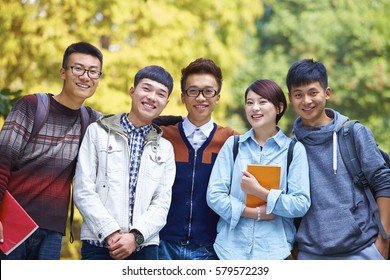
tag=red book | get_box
[0,190,38,255]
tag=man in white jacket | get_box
[73,65,176,260]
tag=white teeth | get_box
[144,103,155,109]
[78,84,89,88]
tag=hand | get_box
[375,233,389,260]
[240,170,269,201]
[0,221,3,243]
[258,205,276,221]
[240,170,261,196]
[107,232,137,260]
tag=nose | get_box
[195,91,207,100]
[79,70,90,80]
[147,91,157,101]
[253,102,261,111]
[302,94,312,104]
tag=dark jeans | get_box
[158,240,219,260]
[81,241,158,260]
[0,228,62,260]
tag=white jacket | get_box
[73,114,175,247]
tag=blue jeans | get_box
[297,243,385,260]
[81,241,158,260]
[158,240,219,260]
[0,228,62,260]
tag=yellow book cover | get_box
[246,164,281,207]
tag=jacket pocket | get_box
[98,140,126,173]
[297,206,363,255]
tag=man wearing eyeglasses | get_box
[157,58,238,260]
[0,42,103,260]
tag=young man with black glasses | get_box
[156,58,238,260]
[0,42,103,260]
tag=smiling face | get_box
[60,52,101,104]
[245,90,280,131]
[288,81,331,126]
[128,78,169,127]
[181,73,220,127]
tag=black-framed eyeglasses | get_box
[184,87,218,98]
[65,66,102,79]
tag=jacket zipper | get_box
[186,150,197,244]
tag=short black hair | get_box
[62,42,103,69]
[286,58,328,92]
[180,58,222,93]
[134,65,174,96]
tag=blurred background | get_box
[1,0,389,259]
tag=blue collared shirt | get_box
[207,128,310,259]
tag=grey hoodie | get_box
[293,108,390,256]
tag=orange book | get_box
[0,191,39,255]
[246,164,281,207]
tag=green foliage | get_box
[230,0,390,151]
[0,0,262,120]
[0,88,23,119]
[1,0,389,259]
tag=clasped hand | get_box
[106,231,137,260]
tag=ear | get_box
[325,87,331,100]
[180,93,185,104]
[277,102,284,114]
[129,87,135,97]
[215,93,221,104]
[60,68,66,81]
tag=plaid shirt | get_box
[87,113,151,248]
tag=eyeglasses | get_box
[184,87,218,98]
[65,66,102,79]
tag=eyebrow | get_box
[72,62,100,69]
[141,82,168,94]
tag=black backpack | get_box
[29,93,91,243]
[338,120,389,240]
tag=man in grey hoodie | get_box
[286,58,390,260]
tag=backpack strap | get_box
[286,138,297,180]
[338,120,388,240]
[228,135,240,195]
[30,93,50,142]
[79,106,90,140]
[69,106,90,244]
[233,135,239,161]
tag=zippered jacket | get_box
[159,122,236,245]
[73,113,176,246]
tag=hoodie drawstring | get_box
[333,131,338,174]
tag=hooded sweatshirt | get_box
[293,108,390,256]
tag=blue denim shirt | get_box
[207,128,310,259]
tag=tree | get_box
[0,0,263,259]
[0,0,263,124]
[231,0,390,150]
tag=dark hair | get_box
[245,79,287,124]
[180,58,222,93]
[62,42,103,69]
[286,58,328,92]
[134,65,174,96]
